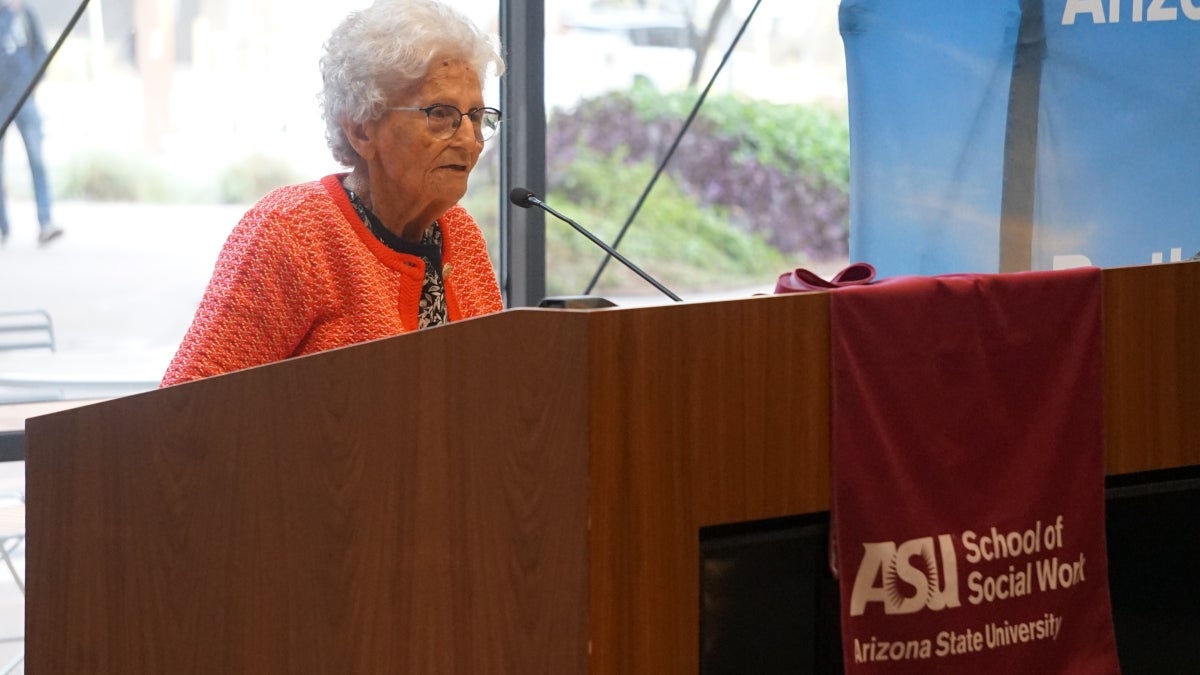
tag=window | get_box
[1,0,849,392]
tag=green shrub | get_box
[58,150,171,202]
[546,149,786,295]
[549,80,850,260]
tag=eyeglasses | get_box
[389,104,503,142]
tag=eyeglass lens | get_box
[426,105,500,141]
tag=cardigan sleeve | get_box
[161,194,319,386]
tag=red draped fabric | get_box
[828,268,1120,673]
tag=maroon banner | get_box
[828,268,1120,673]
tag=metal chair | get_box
[0,310,56,353]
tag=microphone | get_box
[509,188,683,302]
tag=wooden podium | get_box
[23,262,1200,674]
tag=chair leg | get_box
[0,532,25,673]
[0,537,23,595]
[0,652,22,674]
[0,546,21,674]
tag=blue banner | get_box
[840,0,1200,277]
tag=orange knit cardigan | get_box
[161,174,502,386]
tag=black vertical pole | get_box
[499,0,547,307]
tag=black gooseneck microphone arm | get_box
[510,188,683,302]
[582,0,764,296]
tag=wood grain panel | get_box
[26,310,592,675]
[585,292,831,675]
[1103,262,1200,474]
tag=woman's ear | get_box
[342,118,377,162]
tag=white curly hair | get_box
[319,0,505,166]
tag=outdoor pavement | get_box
[1,198,246,400]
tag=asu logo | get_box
[849,535,961,616]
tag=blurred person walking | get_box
[1,0,62,247]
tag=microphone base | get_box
[537,295,618,309]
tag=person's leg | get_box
[15,100,54,232]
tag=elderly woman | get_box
[162,0,504,387]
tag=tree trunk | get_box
[688,0,732,88]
